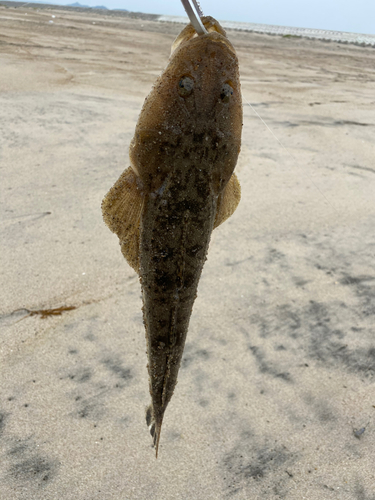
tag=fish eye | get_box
[178,76,194,97]
[220,83,234,103]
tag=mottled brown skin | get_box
[102,17,242,457]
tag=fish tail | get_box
[154,422,162,459]
[145,404,163,458]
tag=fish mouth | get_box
[171,16,236,56]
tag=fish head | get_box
[130,17,242,195]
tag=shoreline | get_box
[1,0,374,47]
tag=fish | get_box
[102,16,242,457]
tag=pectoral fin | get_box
[214,172,241,229]
[101,167,144,274]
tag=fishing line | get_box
[242,94,338,214]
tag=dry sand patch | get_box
[1,4,375,499]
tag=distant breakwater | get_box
[158,15,375,48]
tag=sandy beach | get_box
[1,3,375,499]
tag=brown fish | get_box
[102,16,242,457]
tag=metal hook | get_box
[180,0,208,35]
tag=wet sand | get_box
[1,3,375,499]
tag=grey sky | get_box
[25,0,375,34]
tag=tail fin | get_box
[145,404,163,458]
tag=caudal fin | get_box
[145,404,163,458]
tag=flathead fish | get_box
[102,16,242,457]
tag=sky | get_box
[23,0,375,34]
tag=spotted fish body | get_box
[102,17,242,456]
